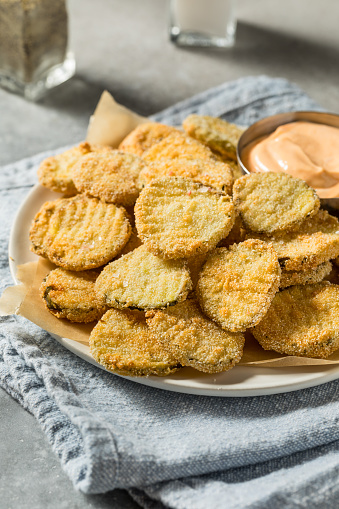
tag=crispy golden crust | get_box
[233,172,320,234]
[30,195,131,271]
[89,309,181,376]
[135,177,235,259]
[40,268,107,322]
[252,282,339,358]
[196,240,281,332]
[182,115,244,161]
[137,157,233,195]
[95,245,192,310]
[280,261,332,289]
[37,142,112,195]
[72,151,146,206]
[142,132,217,164]
[247,210,339,271]
[118,123,180,156]
[146,299,245,373]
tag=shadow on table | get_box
[179,20,339,79]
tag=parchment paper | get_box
[2,90,339,368]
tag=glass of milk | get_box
[170,0,237,48]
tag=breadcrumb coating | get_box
[252,282,339,358]
[40,268,107,322]
[95,245,192,310]
[30,195,131,270]
[183,114,244,161]
[197,240,281,332]
[90,309,181,376]
[146,299,245,373]
[233,172,320,234]
[135,177,235,259]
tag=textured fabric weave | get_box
[2,76,337,509]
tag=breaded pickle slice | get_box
[118,122,180,156]
[197,240,281,332]
[90,309,181,376]
[233,172,320,234]
[135,177,235,259]
[72,151,146,206]
[95,245,192,310]
[142,132,217,164]
[252,282,339,358]
[183,115,244,161]
[30,195,131,270]
[248,210,339,271]
[138,157,233,195]
[37,142,111,196]
[146,299,245,373]
[280,261,332,289]
[40,268,107,323]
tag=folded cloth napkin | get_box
[1,75,337,509]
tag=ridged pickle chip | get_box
[95,245,192,310]
[280,261,332,289]
[118,122,180,156]
[40,268,107,323]
[37,142,112,196]
[233,172,320,234]
[248,210,339,271]
[135,177,235,259]
[252,282,339,358]
[182,114,244,161]
[197,240,281,332]
[72,151,146,206]
[137,157,233,195]
[30,195,131,270]
[89,309,181,376]
[146,299,245,373]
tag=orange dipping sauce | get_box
[241,121,339,198]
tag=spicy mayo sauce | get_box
[241,121,339,198]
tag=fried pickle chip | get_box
[146,299,245,373]
[280,261,332,289]
[30,195,131,270]
[248,210,339,271]
[137,157,233,195]
[95,245,192,310]
[233,172,320,234]
[40,268,107,322]
[118,122,180,156]
[196,240,281,332]
[72,151,145,206]
[37,142,111,196]
[89,309,181,376]
[252,282,339,358]
[135,177,235,259]
[182,114,244,161]
[142,132,217,164]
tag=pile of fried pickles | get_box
[30,115,339,377]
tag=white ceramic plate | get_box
[9,184,339,397]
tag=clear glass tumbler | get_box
[0,0,75,101]
[170,0,237,48]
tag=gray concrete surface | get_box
[1,0,339,507]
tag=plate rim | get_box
[9,183,339,397]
